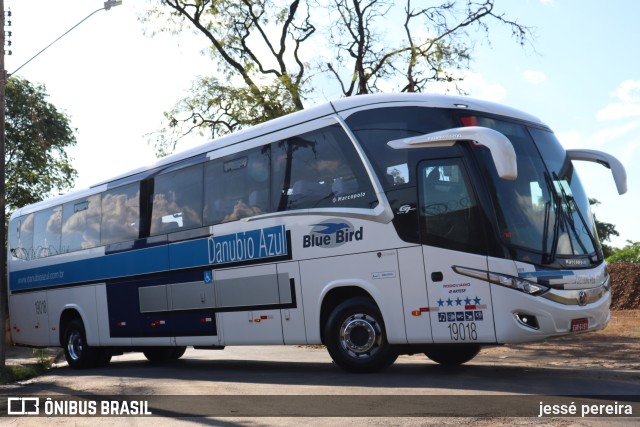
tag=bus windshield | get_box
[467,116,599,264]
[345,106,600,266]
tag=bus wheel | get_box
[324,297,397,373]
[143,346,187,363]
[424,344,481,366]
[64,319,101,369]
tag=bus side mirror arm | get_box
[567,149,627,195]
[387,126,518,180]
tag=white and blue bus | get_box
[7,93,626,372]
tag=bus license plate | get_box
[571,318,589,332]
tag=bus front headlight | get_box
[453,266,550,296]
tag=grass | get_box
[0,349,54,384]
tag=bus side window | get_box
[150,164,204,235]
[204,146,272,224]
[419,159,485,254]
[345,106,456,190]
[9,214,34,260]
[61,194,102,252]
[101,183,140,245]
[33,206,62,258]
[387,163,409,185]
[271,124,376,211]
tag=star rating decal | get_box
[434,295,486,323]
[437,296,481,307]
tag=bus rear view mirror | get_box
[387,126,518,180]
[567,149,627,195]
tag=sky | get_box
[5,0,639,248]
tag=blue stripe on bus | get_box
[10,245,170,291]
[9,225,290,292]
[517,270,575,279]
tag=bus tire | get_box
[424,344,481,366]
[63,319,101,369]
[324,297,397,373]
[143,346,187,363]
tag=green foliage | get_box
[0,356,51,384]
[5,77,77,212]
[34,348,54,369]
[589,198,619,258]
[0,364,44,383]
[155,76,302,156]
[0,348,55,384]
[607,241,640,263]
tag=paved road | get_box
[1,345,638,426]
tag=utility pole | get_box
[0,2,121,367]
[0,0,8,368]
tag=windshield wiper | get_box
[552,172,598,256]
[542,171,561,264]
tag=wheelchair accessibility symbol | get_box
[203,271,212,284]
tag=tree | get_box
[5,77,77,212]
[323,0,529,96]
[589,198,619,259]
[607,241,640,263]
[145,0,315,155]
[1,77,77,368]
[144,0,532,155]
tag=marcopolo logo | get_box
[302,220,363,249]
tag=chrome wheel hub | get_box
[67,330,83,361]
[339,314,381,358]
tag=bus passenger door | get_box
[418,158,497,344]
[214,265,285,345]
[397,246,433,344]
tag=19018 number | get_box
[448,322,477,341]
[34,300,47,315]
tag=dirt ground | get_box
[480,309,639,372]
